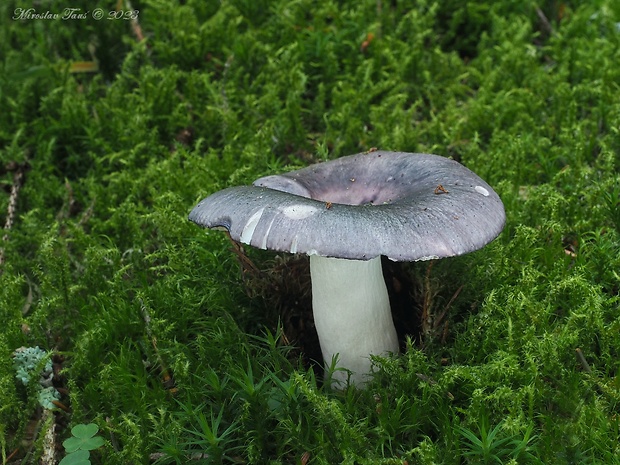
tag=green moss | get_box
[1,0,619,463]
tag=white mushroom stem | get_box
[310,255,399,387]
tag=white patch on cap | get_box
[475,185,490,197]
[290,235,299,254]
[259,216,277,250]
[240,207,265,244]
[280,204,319,220]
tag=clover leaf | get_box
[63,423,105,452]
[58,449,90,465]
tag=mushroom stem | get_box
[310,255,399,387]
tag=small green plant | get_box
[59,423,105,465]
[456,418,540,464]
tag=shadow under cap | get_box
[189,151,506,261]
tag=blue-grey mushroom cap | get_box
[189,151,506,261]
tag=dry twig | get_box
[40,410,57,465]
[535,7,553,35]
[0,161,29,274]
[140,299,178,395]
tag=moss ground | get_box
[1,0,619,463]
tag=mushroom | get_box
[189,151,505,387]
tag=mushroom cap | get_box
[189,151,506,261]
